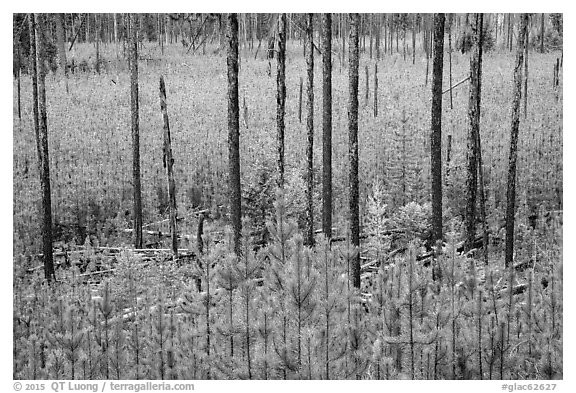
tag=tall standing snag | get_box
[227,14,242,257]
[28,14,41,172]
[505,14,529,268]
[348,13,360,289]
[276,13,287,187]
[305,13,315,246]
[159,76,178,257]
[322,13,333,239]
[32,14,55,281]
[430,13,445,247]
[464,14,484,252]
[129,13,143,249]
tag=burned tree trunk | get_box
[276,13,287,187]
[129,13,143,249]
[159,76,178,258]
[305,13,315,246]
[227,13,242,257]
[505,14,529,268]
[430,13,445,247]
[32,13,55,282]
[322,13,333,239]
[348,13,360,289]
[464,14,484,252]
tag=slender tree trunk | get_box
[348,13,360,289]
[305,13,315,247]
[446,134,453,183]
[430,13,445,247]
[29,15,41,170]
[16,46,22,119]
[86,13,90,43]
[227,14,242,257]
[129,14,143,249]
[342,15,346,68]
[473,15,489,265]
[524,25,529,119]
[365,65,369,106]
[376,14,380,60]
[505,14,529,268]
[448,14,454,110]
[369,14,373,59]
[159,76,178,258]
[374,63,378,117]
[33,13,55,281]
[540,13,545,53]
[298,76,303,123]
[412,13,416,65]
[96,14,101,74]
[113,13,118,43]
[464,14,484,252]
[322,13,333,239]
[276,14,287,187]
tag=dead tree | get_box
[159,76,178,257]
[129,13,143,249]
[464,14,484,252]
[32,13,55,281]
[430,13,445,247]
[227,14,242,256]
[348,13,360,288]
[305,13,315,246]
[322,13,333,239]
[276,13,287,187]
[505,14,529,268]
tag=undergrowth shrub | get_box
[12,193,563,380]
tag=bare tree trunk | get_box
[276,14,287,187]
[540,13,545,53]
[33,13,55,282]
[227,14,242,257]
[16,46,22,119]
[322,13,333,239]
[365,64,369,106]
[376,14,380,60]
[305,13,315,247]
[342,15,346,68]
[95,14,101,74]
[348,13,360,289]
[374,63,378,117]
[86,13,90,43]
[505,14,529,268]
[29,14,41,169]
[464,14,484,252]
[159,76,178,258]
[473,15,489,265]
[113,13,118,43]
[298,76,303,123]
[446,134,453,183]
[524,24,529,119]
[412,13,416,65]
[448,14,454,110]
[129,14,143,249]
[369,13,373,59]
[430,13,445,247]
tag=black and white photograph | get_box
[9,6,566,386]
